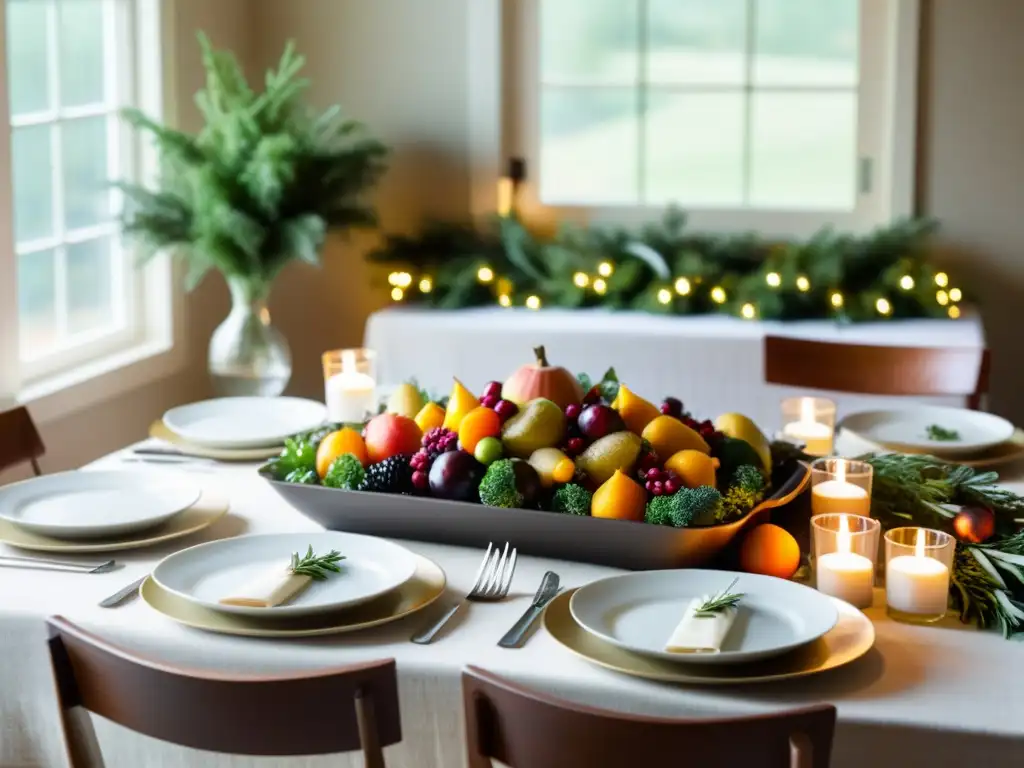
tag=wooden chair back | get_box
[764,336,990,409]
[47,616,401,767]
[0,406,45,476]
[462,666,836,768]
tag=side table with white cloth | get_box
[1,442,1022,768]
[365,308,986,429]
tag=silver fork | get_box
[411,542,517,644]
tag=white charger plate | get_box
[152,532,419,618]
[0,471,201,539]
[162,397,327,449]
[838,406,1015,456]
[570,570,839,666]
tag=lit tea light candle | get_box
[325,349,376,422]
[811,460,870,517]
[782,397,834,456]
[886,529,950,618]
[816,514,874,608]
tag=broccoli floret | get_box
[732,464,765,494]
[645,486,722,528]
[323,453,366,490]
[550,483,592,516]
[479,459,523,508]
[718,465,767,522]
[285,468,319,485]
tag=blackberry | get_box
[360,455,415,494]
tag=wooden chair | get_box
[47,616,402,767]
[462,666,836,768]
[763,336,990,410]
[0,405,45,475]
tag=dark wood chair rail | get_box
[47,616,401,766]
[0,405,45,476]
[764,336,990,410]
[463,665,836,768]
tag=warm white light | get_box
[915,528,926,559]
[598,261,614,278]
[657,288,672,305]
[593,278,608,295]
[573,272,590,288]
[477,266,494,283]
[876,298,892,315]
[525,295,541,310]
[838,514,851,554]
[497,177,514,217]
[766,272,782,288]
[949,287,962,302]
[387,272,401,287]
[740,303,756,319]
[935,272,949,288]
[418,277,433,293]
[391,287,404,301]
[936,290,949,306]
[830,292,844,308]
[948,305,961,319]
[710,286,727,304]
[900,275,915,291]
[796,275,811,292]
[836,460,847,485]
[674,277,692,296]
[498,294,512,307]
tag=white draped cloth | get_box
[0,440,1021,767]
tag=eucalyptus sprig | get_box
[693,578,744,618]
[289,546,346,580]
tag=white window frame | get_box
[0,0,184,421]
[501,0,920,239]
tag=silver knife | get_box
[99,575,148,608]
[498,571,561,648]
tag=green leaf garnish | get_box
[693,577,744,618]
[926,424,961,442]
[289,546,346,580]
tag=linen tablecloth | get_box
[364,308,986,428]
[2,447,1022,768]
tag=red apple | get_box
[363,413,422,464]
[577,404,626,441]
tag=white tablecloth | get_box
[2,445,1022,768]
[365,308,986,429]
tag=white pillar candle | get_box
[782,398,834,456]
[811,480,870,517]
[325,350,376,422]
[886,530,950,616]
[815,514,875,608]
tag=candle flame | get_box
[341,349,357,374]
[837,514,851,553]
[835,460,846,485]
[497,177,514,217]
[800,397,815,425]
[915,528,926,558]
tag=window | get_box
[505,0,918,236]
[1,0,171,391]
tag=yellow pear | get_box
[442,378,480,431]
[665,450,720,489]
[641,415,710,458]
[591,470,647,522]
[386,382,425,419]
[612,383,661,435]
[414,401,446,433]
[714,413,771,474]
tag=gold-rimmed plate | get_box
[0,492,229,553]
[149,421,282,462]
[843,426,1024,468]
[543,589,873,685]
[140,553,446,637]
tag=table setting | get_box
[2,346,1024,768]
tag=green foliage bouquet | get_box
[118,34,388,297]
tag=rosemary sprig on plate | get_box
[926,424,961,442]
[693,577,744,618]
[289,546,346,580]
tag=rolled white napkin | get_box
[219,563,311,608]
[664,597,738,654]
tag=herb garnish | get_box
[926,424,961,442]
[289,546,346,580]
[693,577,744,618]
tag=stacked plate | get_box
[839,405,1022,468]
[141,532,446,637]
[545,570,875,685]
[154,397,329,461]
[0,471,227,553]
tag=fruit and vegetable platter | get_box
[260,347,809,570]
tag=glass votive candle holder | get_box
[322,348,377,423]
[780,396,837,456]
[885,527,955,624]
[811,514,880,608]
[810,458,872,518]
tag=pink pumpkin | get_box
[503,346,584,409]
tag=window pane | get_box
[67,237,114,334]
[17,250,57,354]
[754,0,858,87]
[7,0,50,116]
[646,92,744,206]
[648,0,747,85]
[540,88,638,204]
[541,0,638,84]
[12,126,55,242]
[59,0,106,108]
[749,92,856,210]
[62,116,111,230]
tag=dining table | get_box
[1,437,1023,768]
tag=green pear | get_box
[501,398,566,459]
[386,382,424,420]
[576,431,643,486]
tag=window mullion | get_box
[46,0,67,340]
[741,0,757,206]
[636,0,648,205]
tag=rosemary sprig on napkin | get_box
[693,577,744,618]
[289,546,346,580]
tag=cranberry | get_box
[483,381,503,399]
[494,399,519,422]
[651,481,665,496]
[646,467,661,480]
[565,403,582,420]
[664,479,680,495]
[566,437,586,456]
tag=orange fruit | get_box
[591,469,647,522]
[316,428,369,477]
[641,416,709,458]
[612,383,661,434]
[739,524,801,580]
[458,406,502,454]
[664,450,720,489]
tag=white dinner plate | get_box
[570,570,839,666]
[152,532,419,618]
[162,397,328,449]
[838,406,1015,456]
[0,471,201,539]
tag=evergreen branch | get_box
[693,577,744,618]
[289,546,346,580]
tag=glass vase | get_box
[208,277,292,397]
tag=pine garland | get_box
[369,210,966,322]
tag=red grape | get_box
[493,399,518,422]
[483,381,503,399]
[565,403,582,421]
[565,437,586,456]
